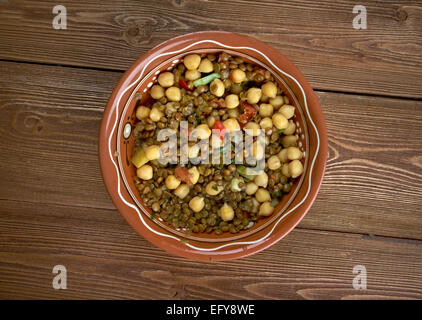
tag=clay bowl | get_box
[99,31,328,261]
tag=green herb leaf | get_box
[150,212,155,220]
[278,129,285,134]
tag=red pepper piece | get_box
[179,79,193,91]
[212,120,226,140]
[175,166,192,186]
[239,102,257,128]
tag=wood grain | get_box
[0,0,421,98]
[1,61,421,240]
[0,200,421,299]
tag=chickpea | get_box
[269,96,284,109]
[136,165,153,180]
[188,167,200,185]
[267,155,281,170]
[185,69,201,81]
[225,94,240,109]
[254,171,268,187]
[246,88,262,104]
[136,106,150,120]
[281,163,291,177]
[279,104,295,119]
[244,122,261,136]
[165,175,181,190]
[183,54,201,70]
[189,196,205,213]
[150,84,164,99]
[205,181,224,196]
[219,203,235,221]
[230,68,246,83]
[259,117,273,130]
[252,141,264,160]
[165,86,182,102]
[188,144,200,158]
[157,71,174,87]
[210,134,222,149]
[145,145,160,161]
[283,120,296,135]
[174,184,190,199]
[223,118,240,133]
[281,135,298,148]
[192,124,211,140]
[289,159,304,178]
[261,81,277,98]
[149,107,164,122]
[278,149,288,163]
[287,147,303,161]
[259,103,274,117]
[245,182,259,195]
[210,79,225,97]
[198,58,214,73]
[259,201,274,216]
[255,188,271,203]
[272,113,288,130]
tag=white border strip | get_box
[107,40,320,252]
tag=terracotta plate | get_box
[99,31,328,261]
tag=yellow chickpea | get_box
[205,181,224,196]
[259,117,273,130]
[259,201,274,216]
[245,182,259,195]
[259,103,274,117]
[272,113,288,130]
[287,147,303,160]
[136,106,150,120]
[267,155,281,170]
[183,54,201,70]
[210,78,225,97]
[165,86,182,102]
[289,160,304,178]
[157,71,174,87]
[255,188,271,203]
[230,68,246,83]
[198,58,214,73]
[165,175,181,190]
[145,145,160,161]
[150,84,164,99]
[279,104,295,119]
[223,118,240,133]
[252,141,265,160]
[261,81,277,98]
[188,167,200,185]
[244,122,261,136]
[269,96,284,109]
[225,94,240,109]
[283,120,296,135]
[189,196,205,212]
[174,184,190,199]
[219,203,235,221]
[247,88,262,104]
[185,69,201,81]
[136,165,153,180]
[254,171,268,187]
[278,149,288,163]
[281,163,291,177]
[281,135,298,148]
[192,124,211,140]
[149,107,164,122]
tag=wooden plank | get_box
[0,61,421,241]
[0,200,421,299]
[0,1,421,98]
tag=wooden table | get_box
[0,0,421,300]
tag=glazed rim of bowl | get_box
[116,48,309,243]
[99,31,327,261]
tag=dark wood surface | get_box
[0,0,421,300]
